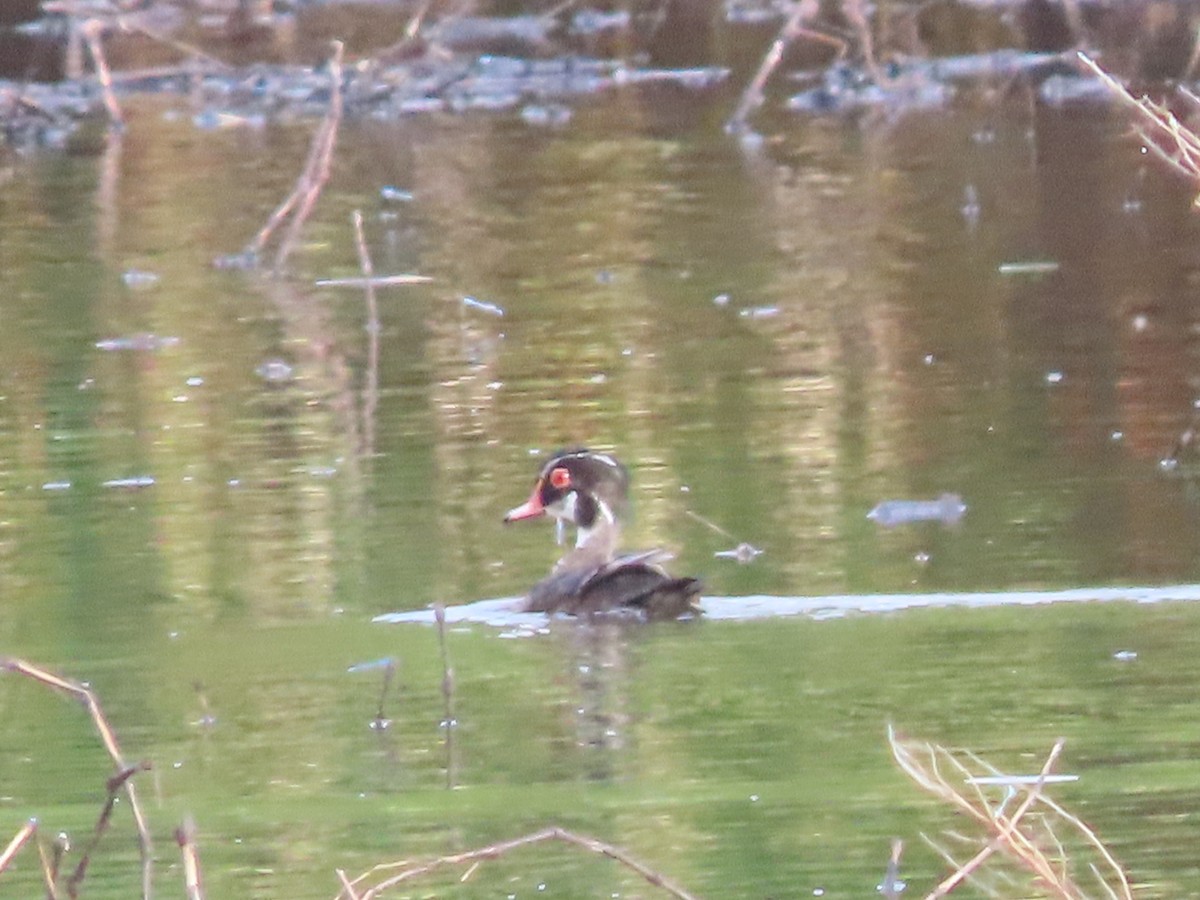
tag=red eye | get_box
[549,466,571,490]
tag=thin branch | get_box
[1,658,153,898]
[81,19,123,128]
[176,816,205,900]
[337,826,700,900]
[725,0,825,134]
[0,819,37,876]
[272,41,345,273]
[1079,51,1200,203]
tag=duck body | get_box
[504,449,702,620]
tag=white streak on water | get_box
[373,584,1200,628]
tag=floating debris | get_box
[738,305,779,319]
[1045,370,1064,385]
[998,260,1060,275]
[867,494,966,528]
[570,9,631,35]
[95,334,180,352]
[462,296,505,317]
[1113,650,1138,662]
[121,269,161,289]
[42,480,72,491]
[256,359,294,383]
[212,250,259,270]
[965,774,1079,786]
[713,293,731,306]
[380,186,415,203]
[347,658,397,673]
[714,542,764,564]
[961,184,981,227]
[192,110,265,130]
[315,274,432,288]
[103,475,156,489]
[1038,73,1110,107]
[520,103,572,127]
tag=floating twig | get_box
[685,510,763,563]
[335,826,701,900]
[314,275,433,288]
[0,658,153,898]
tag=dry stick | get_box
[842,0,882,83]
[894,734,1062,892]
[351,210,380,457]
[725,0,823,134]
[336,869,362,900]
[41,832,69,900]
[176,816,204,900]
[315,275,433,288]
[68,762,151,899]
[1,658,154,900]
[81,19,123,128]
[342,826,700,900]
[247,41,344,261]
[0,819,37,876]
[273,41,346,273]
[1079,52,1200,192]
[923,740,1064,900]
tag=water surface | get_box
[3,56,1200,898]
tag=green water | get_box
[2,85,1200,897]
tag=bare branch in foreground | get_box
[0,819,37,877]
[176,815,205,900]
[335,826,701,900]
[1,658,153,898]
[1079,52,1200,204]
[888,726,1132,900]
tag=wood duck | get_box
[503,449,702,620]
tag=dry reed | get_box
[1080,52,1200,205]
[243,41,345,271]
[1,657,154,898]
[888,726,1132,899]
[334,826,701,900]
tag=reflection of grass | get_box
[889,726,1132,899]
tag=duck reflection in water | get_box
[503,448,702,620]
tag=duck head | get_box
[503,449,630,547]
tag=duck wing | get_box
[575,551,702,619]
